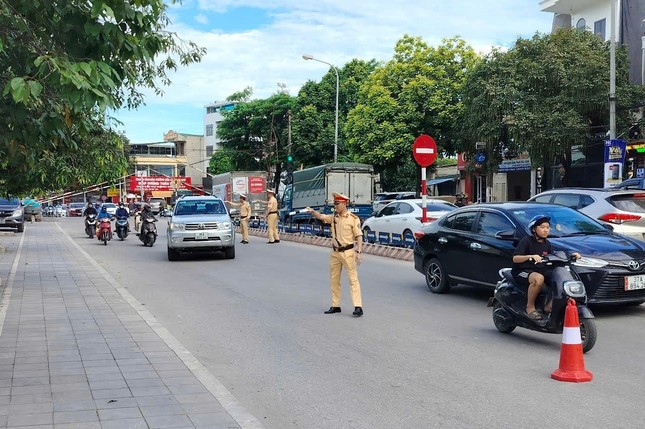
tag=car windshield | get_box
[414,202,457,211]
[511,206,608,237]
[608,193,645,213]
[70,203,85,208]
[0,198,20,205]
[175,200,227,215]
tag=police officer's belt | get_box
[268,211,278,215]
[240,216,248,219]
[333,244,354,252]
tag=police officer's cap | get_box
[333,192,350,202]
[239,194,247,200]
[267,189,276,195]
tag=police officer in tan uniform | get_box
[258,189,280,244]
[225,194,251,244]
[305,192,364,316]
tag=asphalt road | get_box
[51,216,645,428]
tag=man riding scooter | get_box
[82,202,98,238]
[511,215,580,321]
[114,202,130,240]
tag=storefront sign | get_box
[498,158,531,172]
[603,139,627,187]
[129,176,192,191]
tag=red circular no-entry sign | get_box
[412,134,437,167]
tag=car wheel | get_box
[16,223,24,233]
[167,247,178,261]
[492,301,516,333]
[425,257,450,293]
[224,246,236,259]
[580,318,597,354]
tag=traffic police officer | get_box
[225,194,251,244]
[305,192,364,316]
[259,189,280,244]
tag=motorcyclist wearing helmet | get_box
[511,215,580,320]
[115,202,130,231]
[82,202,97,217]
[140,204,157,234]
[97,205,111,221]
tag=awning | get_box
[427,176,458,186]
[151,191,172,198]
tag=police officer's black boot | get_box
[352,307,363,317]
[324,307,341,314]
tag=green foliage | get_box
[344,35,480,190]
[209,150,236,175]
[291,59,379,166]
[0,0,205,195]
[459,28,645,176]
[216,93,296,173]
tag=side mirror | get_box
[603,223,614,231]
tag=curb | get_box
[243,228,413,261]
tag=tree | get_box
[215,93,296,186]
[459,28,645,183]
[208,150,235,175]
[344,36,480,191]
[291,59,379,166]
[0,0,206,195]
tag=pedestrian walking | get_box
[305,192,364,317]
[258,189,280,244]
[225,194,251,244]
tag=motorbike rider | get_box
[139,204,158,235]
[115,202,130,232]
[512,215,581,321]
[97,206,111,222]
[82,202,97,217]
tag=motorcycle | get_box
[84,214,97,238]
[139,216,157,247]
[487,251,597,353]
[97,217,113,245]
[115,215,129,241]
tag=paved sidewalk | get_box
[0,225,262,429]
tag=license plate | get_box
[195,232,208,240]
[624,275,645,291]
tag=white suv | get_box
[166,196,235,260]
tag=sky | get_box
[112,0,555,144]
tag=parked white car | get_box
[362,199,458,237]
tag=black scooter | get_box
[84,214,97,238]
[487,251,597,353]
[139,216,157,247]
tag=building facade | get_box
[204,101,237,158]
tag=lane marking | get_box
[56,223,264,429]
[0,232,25,336]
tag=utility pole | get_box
[609,0,617,140]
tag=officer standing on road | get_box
[258,189,280,244]
[225,194,251,244]
[305,192,364,317]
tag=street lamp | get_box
[302,54,339,163]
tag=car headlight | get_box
[12,208,23,217]
[572,256,608,268]
[169,222,185,231]
[218,222,231,229]
[563,280,586,298]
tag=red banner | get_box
[129,176,192,191]
[248,176,266,193]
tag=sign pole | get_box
[412,134,438,224]
[421,167,427,222]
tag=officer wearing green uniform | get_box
[306,192,364,317]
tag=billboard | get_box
[129,176,192,192]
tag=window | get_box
[206,145,214,157]
[379,204,398,217]
[396,203,413,214]
[553,193,583,209]
[576,18,586,30]
[594,19,606,40]
[444,211,476,232]
[206,124,213,136]
[533,195,552,203]
[476,212,515,236]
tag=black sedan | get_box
[413,202,645,305]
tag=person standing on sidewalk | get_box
[305,192,364,317]
[225,194,251,244]
[258,189,280,244]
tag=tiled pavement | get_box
[0,226,262,429]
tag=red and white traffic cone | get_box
[551,298,592,383]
